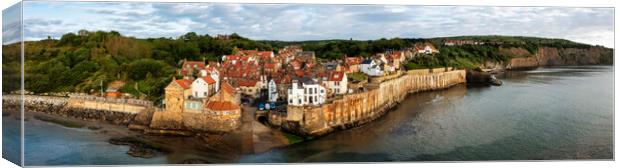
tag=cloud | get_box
[19,2,614,48]
[2,2,22,44]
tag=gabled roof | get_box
[206,101,240,111]
[415,43,437,51]
[202,76,216,84]
[175,79,193,89]
[221,81,235,94]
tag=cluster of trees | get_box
[263,38,425,60]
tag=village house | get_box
[191,76,217,99]
[386,51,405,69]
[360,59,384,76]
[322,71,348,95]
[274,74,292,101]
[238,80,260,98]
[209,81,241,104]
[104,80,126,98]
[163,78,193,112]
[178,60,206,78]
[287,77,327,106]
[202,64,221,91]
[203,81,241,118]
[268,79,278,102]
[344,56,363,73]
[415,43,440,55]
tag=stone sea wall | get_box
[2,95,138,125]
[146,110,241,134]
[274,69,466,136]
[66,94,152,114]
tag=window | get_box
[298,99,302,104]
[314,88,317,93]
[204,92,207,96]
[309,96,313,103]
[289,99,293,104]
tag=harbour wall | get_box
[270,68,466,136]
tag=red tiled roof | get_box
[415,43,437,51]
[238,80,258,87]
[221,81,235,94]
[225,55,240,61]
[182,61,205,69]
[294,70,305,77]
[264,63,275,69]
[202,76,216,84]
[345,57,363,65]
[206,101,240,111]
[329,71,345,81]
[258,51,272,57]
[175,79,193,89]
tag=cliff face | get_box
[505,47,613,69]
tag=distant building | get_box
[287,77,327,106]
[444,39,485,46]
[105,80,126,98]
[179,60,206,77]
[414,43,439,55]
[360,59,384,76]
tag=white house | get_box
[191,76,216,98]
[415,43,439,54]
[288,77,326,106]
[360,59,384,76]
[199,66,220,92]
[268,79,278,102]
[323,71,348,95]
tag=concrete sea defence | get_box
[269,68,467,136]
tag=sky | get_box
[2,1,614,48]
